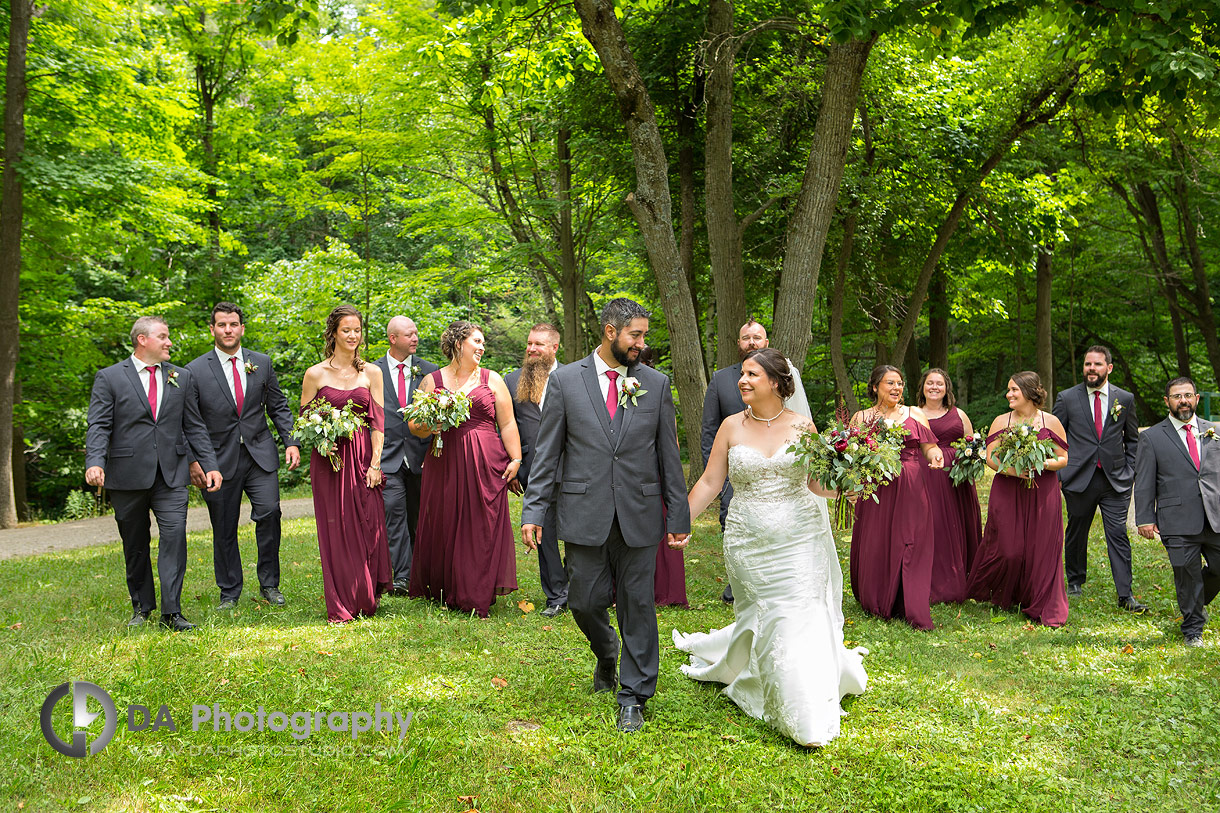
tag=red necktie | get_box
[398,362,407,406]
[231,357,244,415]
[1185,424,1201,470]
[605,370,619,419]
[1093,390,1103,439]
[146,366,158,421]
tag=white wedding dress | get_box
[674,444,868,747]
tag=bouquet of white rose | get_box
[991,423,1056,488]
[293,398,368,472]
[788,417,907,529]
[400,389,472,456]
[948,432,988,486]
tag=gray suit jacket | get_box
[85,359,217,490]
[186,349,298,480]
[1134,417,1220,537]
[701,363,744,466]
[375,355,439,475]
[521,352,690,547]
[1052,382,1139,493]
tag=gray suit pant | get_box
[537,503,568,608]
[1162,522,1220,638]
[109,470,189,615]
[203,445,282,600]
[566,517,658,707]
[1063,467,1133,598]
[383,466,422,584]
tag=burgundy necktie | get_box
[1093,390,1103,439]
[146,366,158,421]
[605,370,620,419]
[1185,424,1201,470]
[398,363,407,406]
[231,357,244,415]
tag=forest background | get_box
[0,0,1217,525]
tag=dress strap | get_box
[480,367,490,386]
[430,369,445,390]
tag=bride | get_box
[674,348,867,747]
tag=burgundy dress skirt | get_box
[849,417,938,630]
[410,369,517,617]
[310,386,392,623]
[966,427,1069,627]
[654,516,688,608]
[926,410,983,603]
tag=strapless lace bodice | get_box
[727,445,811,507]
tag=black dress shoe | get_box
[160,613,196,632]
[593,658,618,694]
[616,704,644,733]
[390,580,411,596]
[1066,583,1083,597]
[722,584,734,604]
[260,587,286,606]
[540,603,567,618]
[1118,597,1148,614]
[127,610,151,627]
[218,598,239,611]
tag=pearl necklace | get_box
[747,404,785,427]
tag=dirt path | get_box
[0,498,316,560]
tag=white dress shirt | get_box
[593,351,628,406]
[538,359,560,411]
[386,351,415,406]
[214,346,247,407]
[131,356,165,417]
[1169,413,1206,463]
[1086,382,1110,426]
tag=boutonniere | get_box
[244,361,259,375]
[166,369,180,388]
[1202,426,1218,441]
[618,377,647,407]
[411,364,422,378]
[1109,401,1124,421]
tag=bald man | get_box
[375,316,439,593]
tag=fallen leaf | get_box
[1122,644,1134,654]
[9,623,21,630]
[458,796,477,803]
[491,677,508,689]
[219,678,229,686]
[297,668,306,674]
[541,625,552,631]
[988,642,998,650]
[518,600,535,614]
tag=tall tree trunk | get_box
[1171,167,1220,388]
[675,73,704,375]
[573,0,707,480]
[928,268,949,370]
[704,0,747,369]
[556,127,584,361]
[829,211,859,415]
[1165,280,1192,378]
[1034,245,1054,395]
[0,0,30,528]
[196,59,221,260]
[771,36,875,366]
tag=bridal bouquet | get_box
[400,389,472,456]
[991,423,1056,488]
[788,418,906,529]
[947,432,988,486]
[293,398,367,472]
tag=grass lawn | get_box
[1,486,1217,812]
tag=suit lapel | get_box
[580,356,614,446]
[1199,419,1214,468]
[208,353,239,414]
[614,364,639,451]
[406,358,423,404]
[124,359,155,420]
[1162,420,1195,468]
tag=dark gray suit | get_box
[522,352,690,706]
[1134,417,1220,637]
[1052,382,1140,597]
[505,364,569,609]
[186,349,298,601]
[86,359,217,615]
[701,363,744,528]
[374,353,439,584]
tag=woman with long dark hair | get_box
[299,306,391,623]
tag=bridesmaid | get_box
[408,321,522,617]
[849,365,944,630]
[917,368,983,604]
[300,306,392,623]
[966,372,1070,627]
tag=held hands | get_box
[507,478,523,496]
[85,466,105,488]
[667,532,690,550]
[926,448,945,469]
[521,523,542,550]
[203,471,223,492]
[1137,523,1160,539]
[365,466,383,489]
[501,460,521,483]
[189,461,206,488]
[286,446,301,470]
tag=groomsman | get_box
[375,316,438,594]
[1052,345,1145,611]
[505,323,570,617]
[187,303,300,609]
[1134,377,1220,646]
[86,316,221,631]
[701,319,810,603]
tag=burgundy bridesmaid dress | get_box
[849,413,938,630]
[926,411,983,604]
[310,386,392,623]
[409,368,517,617]
[966,419,1069,627]
[653,527,688,608]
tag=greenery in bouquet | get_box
[990,423,1057,488]
[400,389,472,456]
[292,398,368,472]
[788,417,907,528]
[948,432,988,486]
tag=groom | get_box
[521,298,690,733]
